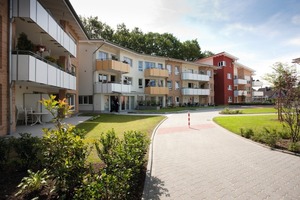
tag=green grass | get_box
[240,107,277,114]
[213,114,283,135]
[76,114,165,163]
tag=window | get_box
[97,51,108,60]
[158,63,163,69]
[138,61,143,71]
[98,74,107,82]
[175,66,179,75]
[68,95,76,110]
[79,95,93,105]
[228,96,232,103]
[175,81,180,90]
[167,81,172,90]
[176,97,180,103]
[228,85,232,90]
[218,61,226,67]
[167,65,172,75]
[227,73,232,79]
[145,61,155,69]
[188,82,194,88]
[138,79,143,88]
[124,76,132,85]
[123,57,133,67]
[207,70,211,77]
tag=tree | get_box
[264,62,300,143]
[180,39,203,61]
[80,16,114,40]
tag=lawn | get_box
[76,114,165,163]
[213,114,283,135]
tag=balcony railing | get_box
[94,82,131,94]
[252,81,263,87]
[252,91,264,96]
[181,88,210,95]
[144,68,169,77]
[13,0,76,56]
[145,87,169,95]
[181,73,209,82]
[96,60,130,73]
[234,79,247,85]
[12,51,76,90]
[234,90,247,96]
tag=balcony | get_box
[234,79,247,85]
[234,90,247,96]
[252,81,263,87]
[13,0,76,57]
[181,88,210,96]
[145,87,169,95]
[144,68,168,78]
[12,52,76,90]
[181,73,209,82]
[253,91,264,97]
[94,82,131,94]
[96,60,130,73]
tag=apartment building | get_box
[196,52,256,105]
[1,0,88,136]
[78,40,169,112]
[166,59,216,106]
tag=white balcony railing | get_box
[234,79,247,85]
[252,91,264,96]
[181,88,210,96]
[13,0,76,57]
[94,82,131,94]
[12,54,76,90]
[234,90,247,96]
[252,81,263,87]
[181,73,209,82]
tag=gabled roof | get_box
[234,62,255,72]
[196,51,239,62]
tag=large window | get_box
[145,61,155,69]
[123,57,133,67]
[167,81,172,90]
[175,81,180,90]
[138,61,143,71]
[207,70,212,77]
[175,66,179,75]
[167,65,172,75]
[158,63,163,69]
[218,61,226,67]
[228,96,232,103]
[79,95,93,105]
[227,73,232,79]
[97,51,108,60]
[98,74,108,82]
[228,85,232,90]
[124,76,132,85]
[138,79,143,88]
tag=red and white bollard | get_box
[188,112,190,128]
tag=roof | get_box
[80,39,218,69]
[196,51,239,62]
[234,62,255,72]
[292,57,300,64]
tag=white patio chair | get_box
[24,108,34,126]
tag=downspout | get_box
[8,0,13,135]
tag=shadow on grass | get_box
[142,171,170,200]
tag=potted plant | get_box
[16,32,34,52]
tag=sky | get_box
[70,0,300,84]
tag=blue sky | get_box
[70,0,300,83]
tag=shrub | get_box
[0,137,12,170]
[15,169,50,199]
[240,128,254,139]
[288,142,300,153]
[94,129,150,199]
[220,107,243,114]
[12,133,42,170]
[278,130,291,140]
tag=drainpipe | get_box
[8,0,13,135]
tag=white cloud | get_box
[292,15,300,25]
[285,37,300,46]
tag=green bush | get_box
[288,142,300,153]
[41,125,89,198]
[12,133,42,170]
[278,130,291,140]
[220,107,243,114]
[240,128,254,139]
[93,129,150,199]
[0,137,12,170]
[262,128,279,148]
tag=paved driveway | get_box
[143,111,300,199]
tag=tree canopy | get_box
[80,16,213,61]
